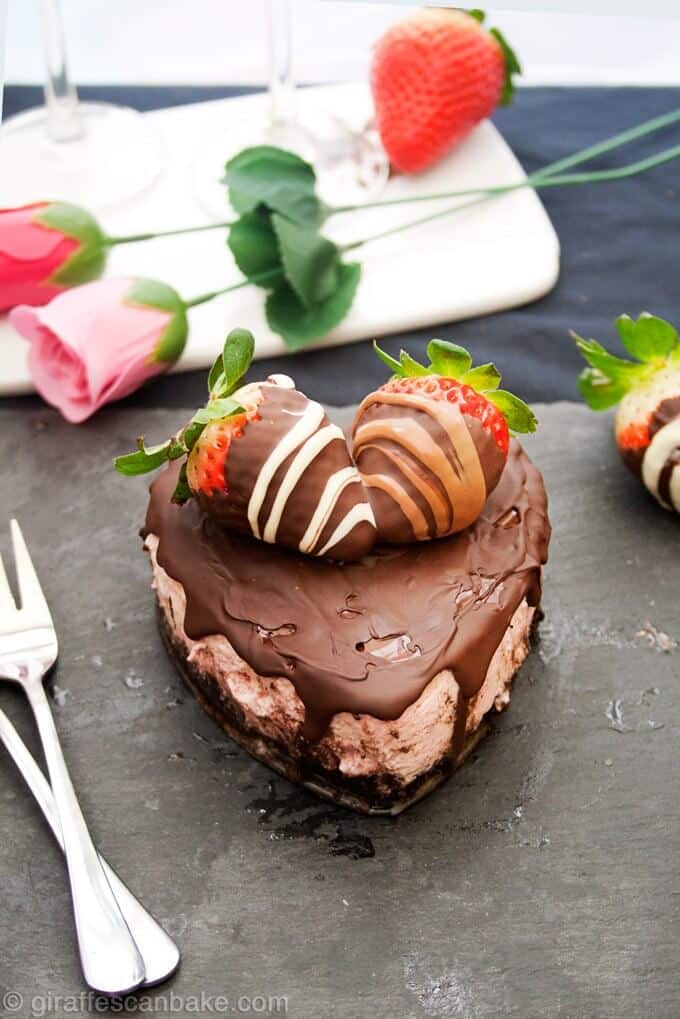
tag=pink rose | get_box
[9,277,188,423]
[0,201,108,312]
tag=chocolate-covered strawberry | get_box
[575,312,680,513]
[115,329,377,560]
[353,341,536,543]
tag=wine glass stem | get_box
[267,0,296,128]
[39,0,83,142]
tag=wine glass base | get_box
[0,102,164,210]
[192,109,389,218]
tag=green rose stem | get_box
[182,267,283,309]
[104,219,236,247]
[339,144,680,253]
[102,107,680,248]
[329,106,680,215]
[176,143,679,316]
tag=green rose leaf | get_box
[427,339,472,377]
[221,328,255,394]
[460,362,502,391]
[486,390,537,433]
[265,262,361,351]
[224,146,324,227]
[227,210,282,283]
[271,213,341,308]
[616,313,678,365]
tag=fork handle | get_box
[24,677,146,995]
[0,709,179,987]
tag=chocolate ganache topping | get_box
[144,440,550,744]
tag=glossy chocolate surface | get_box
[145,442,550,743]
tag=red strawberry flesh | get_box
[380,375,510,456]
[187,410,262,498]
[371,9,506,174]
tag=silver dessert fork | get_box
[0,706,180,987]
[0,519,145,995]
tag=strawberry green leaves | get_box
[372,342,403,375]
[485,390,537,433]
[427,339,472,377]
[576,371,631,412]
[464,11,521,106]
[373,340,537,434]
[114,328,253,490]
[459,362,501,391]
[489,27,522,106]
[209,327,256,398]
[574,313,680,412]
[616,313,678,365]
[114,437,185,477]
[575,334,650,410]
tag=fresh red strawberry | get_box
[370,9,521,174]
[352,340,535,542]
[575,313,680,512]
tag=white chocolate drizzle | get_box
[262,424,346,542]
[317,502,377,559]
[248,400,325,538]
[247,389,374,556]
[642,416,680,512]
[299,466,367,554]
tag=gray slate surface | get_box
[0,403,677,1019]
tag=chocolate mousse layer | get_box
[144,440,550,750]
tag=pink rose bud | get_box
[0,201,108,312]
[9,277,188,423]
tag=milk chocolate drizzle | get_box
[352,390,505,543]
[145,442,550,747]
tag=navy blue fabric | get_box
[3,85,679,409]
